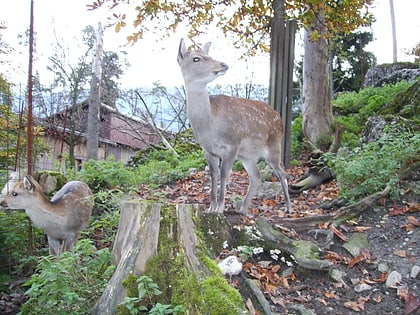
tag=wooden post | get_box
[269,0,297,167]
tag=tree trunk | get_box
[92,202,245,315]
[87,23,103,160]
[389,0,398,63]
[302,12,334,148]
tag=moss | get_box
[201,276,244,315]
[142,204,246,314]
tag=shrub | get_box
[69,158,137,192]
[328,123,419,202]
[20,239,114,315]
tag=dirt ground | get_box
[169,166,420,315]
[0,164,418,314]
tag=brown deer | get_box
[0,175,93,255]
[177,39,292,214]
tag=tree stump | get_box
[92,202,245,315]
[92,202,161,314]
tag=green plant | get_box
[332,81,415,147]
[0,211,45,278]
[81,208,120,247]
[327,123,419,202]
[290,116,304,158]
[69,158,137,192]
[118,275,184,315]
[20,239,115,315]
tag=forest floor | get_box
[1,162,419,315]
[143,162,420,315]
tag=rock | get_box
[385,270,402,288]
[378,263,389,273]
[329,269,346,283]
[359,115,409,146]
[411,265,420,279]
[354,283,372,293]
[343,233,369,257]
[364,63,420,87]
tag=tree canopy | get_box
[89,0,373,54]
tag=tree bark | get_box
[302,12,334,148]
[92,202,161,315]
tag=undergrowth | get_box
[20,240,115,315]
[327,123,419,202]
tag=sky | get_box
[0,0,419,89]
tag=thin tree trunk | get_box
[87,23,103,160]
[389,0,397,63]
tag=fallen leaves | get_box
[344,296,370,312]
[134,163,419,314]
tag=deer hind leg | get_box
[267,160,292,213]
[47,235,61,255]
[63,234,79,252]
[240,160,261,214]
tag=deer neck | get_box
[24,197,62,230]
[185,82,213,124]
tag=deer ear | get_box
[202,42,211,54]
[178,39,187,62]
[23,176,35,192]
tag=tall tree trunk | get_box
[302,12,334,149]
[389,0,397,63]
[87,23,103,160]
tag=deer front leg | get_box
[241,160,261,214]
[205,153,220,213]
[218,155,236,213]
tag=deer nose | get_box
[221,63,229,70]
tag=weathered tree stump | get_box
[92,202,245,315]
[92,202,161,314]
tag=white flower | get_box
[222,240,229,249]
[253,247,264,255]
[270,249,282,260]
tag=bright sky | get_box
[1,0,419,88]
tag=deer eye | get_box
[12,191,18,196]
[192,57,200,62]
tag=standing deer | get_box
[0,175,93,255]
[177,39,292,214]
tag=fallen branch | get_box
[244,278,273,315]
[277,185,392,230]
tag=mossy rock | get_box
[379,80,419,119]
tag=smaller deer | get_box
[177,39,292,214]
[0,175,93,255]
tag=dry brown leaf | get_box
[406,202,420,213]
[389,205,408,216]
[349,255,365,268]
[407,216,420,226]
[393,250,408,258]
[354,226,372,232]
[325,290,337,299]
[331,225,347,242]
[316,297,328,306]
[405,293,420,315]
[263,282,278,294]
